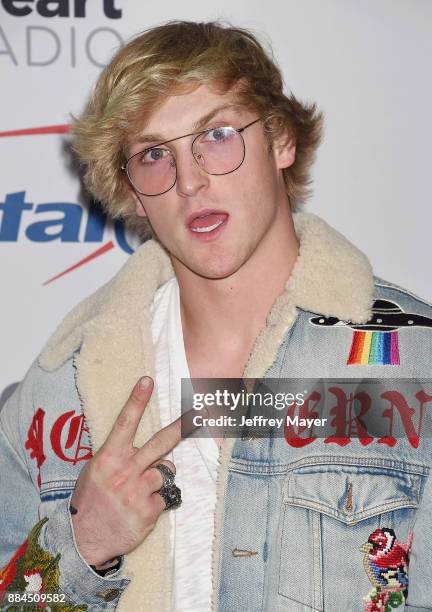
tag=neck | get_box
[174,203,299,355]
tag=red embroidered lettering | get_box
[50,410,93,464]
[24,408,46,489]
[324,387,374,446]
[284,391,321,447]
[378,390,432,449]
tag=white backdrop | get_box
[1,0,431,400]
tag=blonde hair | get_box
[72,20,323,238]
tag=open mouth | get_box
[191,220,225,233]
[187,211,229,237]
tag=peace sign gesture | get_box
[70,376,183,567]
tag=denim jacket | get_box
[1,212,431,612]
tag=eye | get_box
[140,147,171,164]
[203,127,234,143]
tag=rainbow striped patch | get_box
[347,331,400,365]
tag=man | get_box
[1,20,431,612]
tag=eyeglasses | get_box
[121,118,261,197]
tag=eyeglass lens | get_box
[127,126,245,196]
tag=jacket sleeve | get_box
[0,365,131,611]
[405,464,432,611]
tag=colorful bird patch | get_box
[309,299,432,366]
[360,527,412,611]
[0,517,87,610]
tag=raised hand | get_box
[70,376,182,566]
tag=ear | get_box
[273,133,296,169]
[130,189,147,218]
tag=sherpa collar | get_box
[38,212,374,612]
[39,211,373,373]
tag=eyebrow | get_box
[135,104,244,146]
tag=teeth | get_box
[191,220,224,233]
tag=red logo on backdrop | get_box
[0,125,70,138]
[0,123,136,283]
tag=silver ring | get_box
[153,464,181,510]
[153,463,176,488]
[158,483,182,511]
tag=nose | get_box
[175,146,209,198]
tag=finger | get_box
[149,459,176,476]
[150,490,167,514]
[150,480,182,514]
[101,376,154,453]
[132,416,182,472]
[181,407,208,437]
[141,460,176,493]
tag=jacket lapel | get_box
[41,240,175,612]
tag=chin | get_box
[190,255,245,280]
[195,261,243,279]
